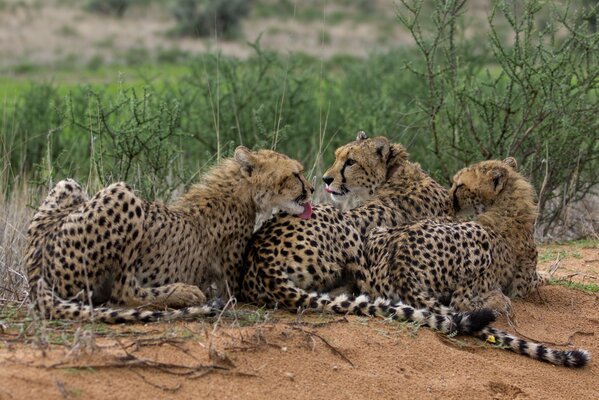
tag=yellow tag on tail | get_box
[486,335,496,344]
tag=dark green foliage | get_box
[170,0,252,38]
[66,87,187,200]
[395,0,599,235]
[85,0,133,17]
[2,1,598,237]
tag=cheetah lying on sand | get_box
[359,157,588,367]
[26,147,313,323]
[241,133,492,336]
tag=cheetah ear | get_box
[371,136,390,160]
[503,157,518,170]
[356,131,368,141]
[489,167,508,193]
[234,146,257,178]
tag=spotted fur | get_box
[239,134,489,335]
[26,147,313,323]
[359,158,590,367]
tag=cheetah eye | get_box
[345,159,356,167]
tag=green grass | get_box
[0,302,111,345]
[547,279,599,294]
[538,238,599,262]
[0,62,192,99]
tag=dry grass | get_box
[0,180,35,303]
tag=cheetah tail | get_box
[299,292,496,335]
[369,296,496,335]
[475,326,590,368]
[37,286,220,323]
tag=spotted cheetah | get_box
[240,133,493,335]
[26,147,313,323]
[360,157,589,367]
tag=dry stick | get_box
[53,379,70,399]
[437,332,481,351]
[230,327,285,351]
[51,359,227,375]
[130,369,182,393]
[558,272,598,281]
[45,354,230,375]
[290,326,354,367]
[506,316,594,347]
[548,253,562,277]
[167,341,205,363]
[286,317,349,329]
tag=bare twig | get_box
[507,316,594,346]
[290,326,354,367]
[286,317,349,329]
[548,252,561,276]
[53,379,70,399]
[557,272,598,281]
[46,355,230,375]
[130,369,182,393]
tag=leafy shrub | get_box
[395,0,599,236]
[2,1,598,238]
[170,0,252,38]
[84,0,133,17]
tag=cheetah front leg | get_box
[506,269,547,298]
[450,285,512,316]
[112,265,207,309]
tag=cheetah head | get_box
[322,132,407,203]
[235,146,314,219]
[449,157,519,217]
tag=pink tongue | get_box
[298,202,313,220]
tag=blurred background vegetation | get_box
[0,0,598,241]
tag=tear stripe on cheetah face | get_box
[26,147,313,323]
[322,135,409,203]
[358,157,589,367]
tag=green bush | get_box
[84,0,133,17]
[2,1,598,238]
[170,0,252,38]
[395,0,599,235]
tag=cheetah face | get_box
[235,146,314,219]
[450,157,518,217]
[449,182,485,217]
[322,132,391,203]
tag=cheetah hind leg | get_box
[154,283,208,308]
[479,289,513,318]
[114,280,208,309]
[449,286,512,317]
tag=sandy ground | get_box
[0,244,597,400]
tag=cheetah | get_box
[240,133,493,336]
[359,157,589,367]
[26,147,313,323]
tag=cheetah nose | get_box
[322,176,334,185]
